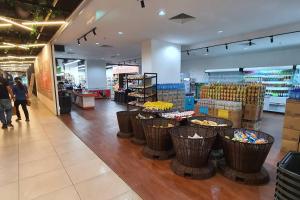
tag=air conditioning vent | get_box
[169,13,196,24]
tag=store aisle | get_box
[60,99,286,200]
[0,99,141,200]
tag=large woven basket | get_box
[130,112,156,145]
[220,128,274,173]
[116,111,136,138]
[170,126,217,168]
[188,116,233,150]
[143,118,177,152]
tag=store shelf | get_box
[266,87,290,91]
[129,85,154,89]
[127,76,156,80]
[128,93,156,98]
[262,81,292,84]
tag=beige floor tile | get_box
[19,132,48,144]
[75,171,130,200]
[59,148,98,167]
[0,135,18,148]
[0,146,18,170]
[19,145,56,164]
[32,186,80,200]
[111,190,143,200]
[19,140,52,152]
[20,169,72,200]
[49,135,81,147]
[0,182,18,200]
[65,158,111,184]
[54,139,89,155]
[20,155,63,179]
[0,165,18,187]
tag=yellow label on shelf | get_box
[218,109,229,119]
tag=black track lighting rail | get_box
[77,27,97,45]
[184,30,300,55]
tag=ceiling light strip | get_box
[0,16,33,31]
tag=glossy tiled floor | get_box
[0,100,141,200]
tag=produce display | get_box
[161,111,195,119]
[136,113,154,119]
[191,119,228,127]
[153,124,174,128]
[144,101,173,111]
[225,130,268,144]
[200,83,265,105]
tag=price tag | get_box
[218,109,229,119]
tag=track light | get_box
[270,36,274,43]
[84,36,87,41]
[140,0,145,8]
[206,47,209,53]
[92,28,96,36]
[187,50,190,56]
[249,40,252,46]
[225,44,228,50]
[77,39,81,45]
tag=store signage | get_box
[112,65,139,74]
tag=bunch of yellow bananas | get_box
[144,101,173,111]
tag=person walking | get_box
[12,77,29,122]
[0,75,14,129]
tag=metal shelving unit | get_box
[126,73,158,109]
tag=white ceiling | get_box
[54,0,300,62]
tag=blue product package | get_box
[200,106,209,115]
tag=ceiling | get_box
[0,0,83,57]
[55,0,300,62]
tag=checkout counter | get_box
[73,91,97,109]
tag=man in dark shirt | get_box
[0,75,14,129]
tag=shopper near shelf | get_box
[0,75,14,129]
[12,77,29,122]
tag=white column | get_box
[141,39,181,83]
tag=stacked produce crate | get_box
[157,83,185,110]
[281,99,300,152]
[198,83,265,130]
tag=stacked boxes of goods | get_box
[199,83,265,130]
[282,99,300,152]
[157,83,185,110]
[195,99,242,128]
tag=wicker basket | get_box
[116,111,136,138]
[170,126,217,179]
[142,118,177,159]
[188,116,233,150]
[220,128,274,173]
[171,126,217,167]
[130,112,156,145]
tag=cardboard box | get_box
[285,99,300,117]
[284,116,300,131]
[243,104,262,121]
[283,128,300,142]
[281,139,299,152]
[228,110,242,128]
[242,120,261,131]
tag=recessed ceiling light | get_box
[244,47,248,50]
[118,32,123,35]
[158,10,166,16]
[116,53,120,56]
[96,42,99,45]
[204,53,208,56]
[218,30,223,34]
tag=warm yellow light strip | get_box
[0,56,36,60]
[0,61,34,64]
[0,23,12,27]
[0,43,45,49]
[0,16,33,31]
[22,21,66,26]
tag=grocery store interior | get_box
[1,0,300,200]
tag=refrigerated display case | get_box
[244,66,294,113]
